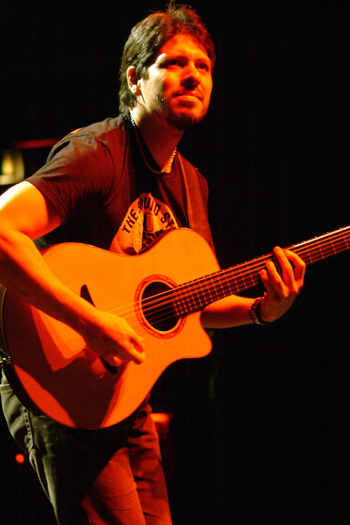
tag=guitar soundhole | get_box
[141,281,178,332]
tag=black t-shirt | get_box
[28,115,214,254]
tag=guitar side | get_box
[2,228,220,429]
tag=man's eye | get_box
[198,63,210,71]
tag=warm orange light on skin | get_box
[131,34,213,129]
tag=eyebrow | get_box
[159,52,211,66]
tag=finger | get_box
[126,331,145,363]
[127,343,145,364]
[102,354,123,368]
[116,320,145,363]
[260,267,275,294]
[273,247,304,295]
[285,249,306,282]
[265,259,284,286]
[104,341,144,366]
[265,254,300,299]
[130,333,145,353]
[260,263,287,300]
[273,246,296,284]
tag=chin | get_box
[167,107,207,131]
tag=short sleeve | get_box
[27,117,126,222]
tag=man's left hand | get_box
[259,247,306,322]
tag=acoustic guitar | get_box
[1,226,349,429]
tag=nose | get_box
[182,75,200,90]
[181,63,201,90]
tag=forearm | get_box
[0,220,145,364]
[0,184,144,365]
[0,222,98,337]
[201,295,254,329]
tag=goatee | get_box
[166,111,204,131]
[155,94,209,130]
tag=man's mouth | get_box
[174,91,203,101]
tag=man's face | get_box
[138,33,213,130]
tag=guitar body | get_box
[2,228,219,429]
[3,223,349,429]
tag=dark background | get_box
[0,1,349,524]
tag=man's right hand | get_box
[82,310,146,367]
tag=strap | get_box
[178,154,215,253]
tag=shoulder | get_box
[47,115,128,162]
[73,115,127,144]
[26,116,130,218]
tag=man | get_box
[0,3,305,524]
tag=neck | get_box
[130,108,183,169]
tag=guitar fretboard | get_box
[170,225,350,316]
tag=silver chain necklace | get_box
[129,113,177,175]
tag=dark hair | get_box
[118,3,215,113]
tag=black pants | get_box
[1,370,172,524]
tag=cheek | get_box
[152,77,171,100]
[205,79,213,100]
[161,76,177,94]
[142,75,166,97]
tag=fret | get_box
[290,226,350,264]
[169,226,350,318]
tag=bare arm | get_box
[0,182,145,366]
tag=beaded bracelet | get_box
[248,296,272,325]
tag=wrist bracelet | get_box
[249,296,272,325]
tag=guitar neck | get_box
[173,225,350,317]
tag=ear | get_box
[127,66,141,97]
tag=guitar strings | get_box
[140,234,349,326]
[108,228,350,328]
[110,229,350,327]
[142,231,350,327]
[122,230,350,329]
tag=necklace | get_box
[129,113,177,175]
